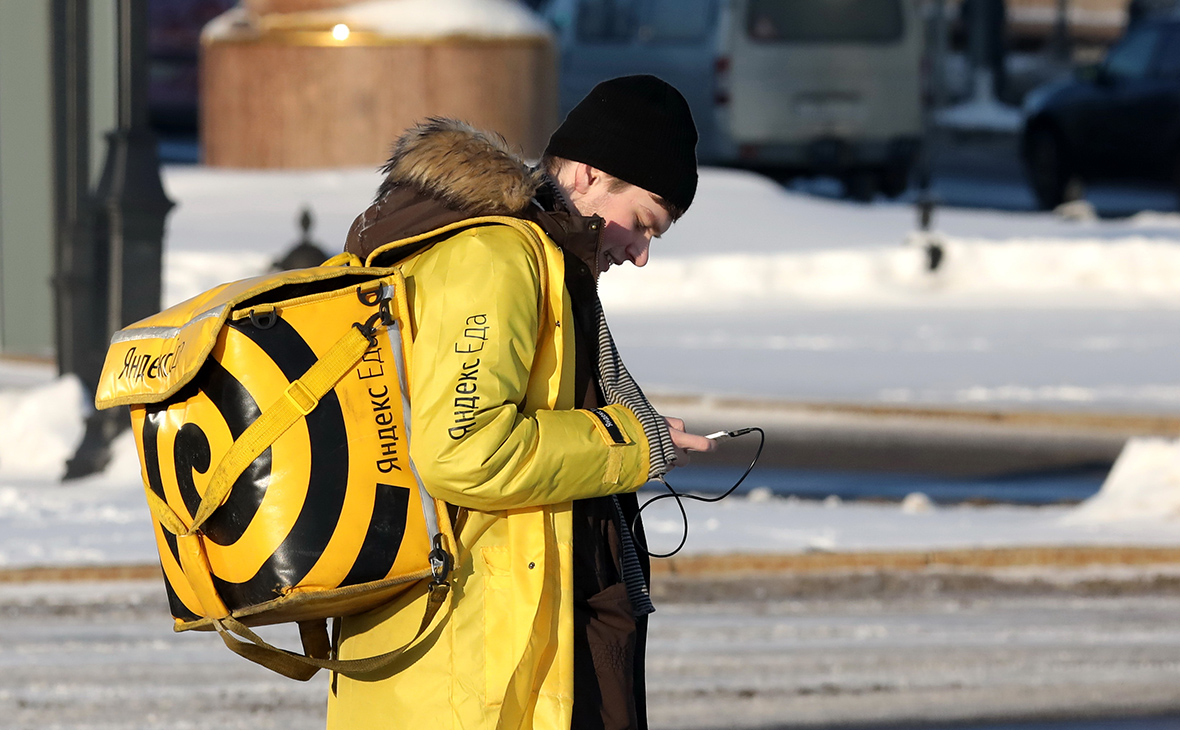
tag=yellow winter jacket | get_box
[326,218,652,730]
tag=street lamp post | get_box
[65,0,173,480]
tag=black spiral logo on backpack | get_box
[141,314,411,618]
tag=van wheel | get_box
[843,170,877,203]
[1172,150,1180,211]
[1026,129,1069,210]
[878,164,910,198]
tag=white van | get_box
[541,0,925,199]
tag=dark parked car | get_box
[1021,17,1180,209]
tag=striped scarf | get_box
[592,297,679,481]
[593,278,675,617]
[534,173,677,617]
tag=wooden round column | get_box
[200,5,557,168]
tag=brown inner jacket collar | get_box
[345,171,604,279]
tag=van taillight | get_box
[714,56,730,106]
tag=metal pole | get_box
[101,0,173,334]
[916,1,942,224]
[1053,0,1071,63]
[931,0,949,110]
[66,0,174,481]
[51,0,92,382]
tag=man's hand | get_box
[664,416,715,467]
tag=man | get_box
[327,75,711,730]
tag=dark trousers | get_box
[571,495,648,730]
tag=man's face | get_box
[573,172,673,275]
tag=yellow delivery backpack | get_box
[94,252,453,681]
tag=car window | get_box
[1154,29,1180,78]
[1104,25,1161,80]
[746,0,904,44]
[639,0,714,44]
[576,0,639,43]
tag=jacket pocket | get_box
[481,546,514,705]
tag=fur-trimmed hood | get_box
[345,119,549,262]
[375,118,543,215]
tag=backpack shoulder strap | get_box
[211,579,452,681]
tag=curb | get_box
[649,394,1180,436]
[0,564,161,583]
[6,547,1180,584]
[654,546,1180,576]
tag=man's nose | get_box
[629,238,651,267]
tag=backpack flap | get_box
[95,264,388,410]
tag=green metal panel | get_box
[0,1,55,357]
[90,0,116,184]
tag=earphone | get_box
[631,427,766,558]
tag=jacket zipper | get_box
[589,217,604,287]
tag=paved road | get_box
[3,574,1180,729]
[648,595,1180,728]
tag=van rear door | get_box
[724,0,922,148]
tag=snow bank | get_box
[1130,211,1180,229]
[165,250,271,308]
[0,376,151,568]
[0,376,87,480]
[160,164,1180,260]
[168,222,1180,314]
[337,0,551,39]
[639,492,1180,555]
[207,0,551,40]
[936,99,1022,133]
[1063,437,1180,525]
[0,433,150,568]
[598,235,1180,311]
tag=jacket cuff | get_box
[581,404,651,490]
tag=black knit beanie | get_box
[544,75,698,213]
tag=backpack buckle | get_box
[428,534,452,585]
[284,380,317,416]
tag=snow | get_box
[600,233,1180,311]
[0,373,1177,569]
[0,376,87,480]
[337,0,551,39]
[158,165,1180,313]
[1064,437,1180,526]
[637,489,1180,557]
[900,491,934,514]
[6,162,1180,570]
[1010,4,1126,32]
[935,70,1023,134]
[936,99,1023,134]
[0,373,147,568]
[0,430,150,569]
[204,0,551,41]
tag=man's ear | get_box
[572,163,599,195]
